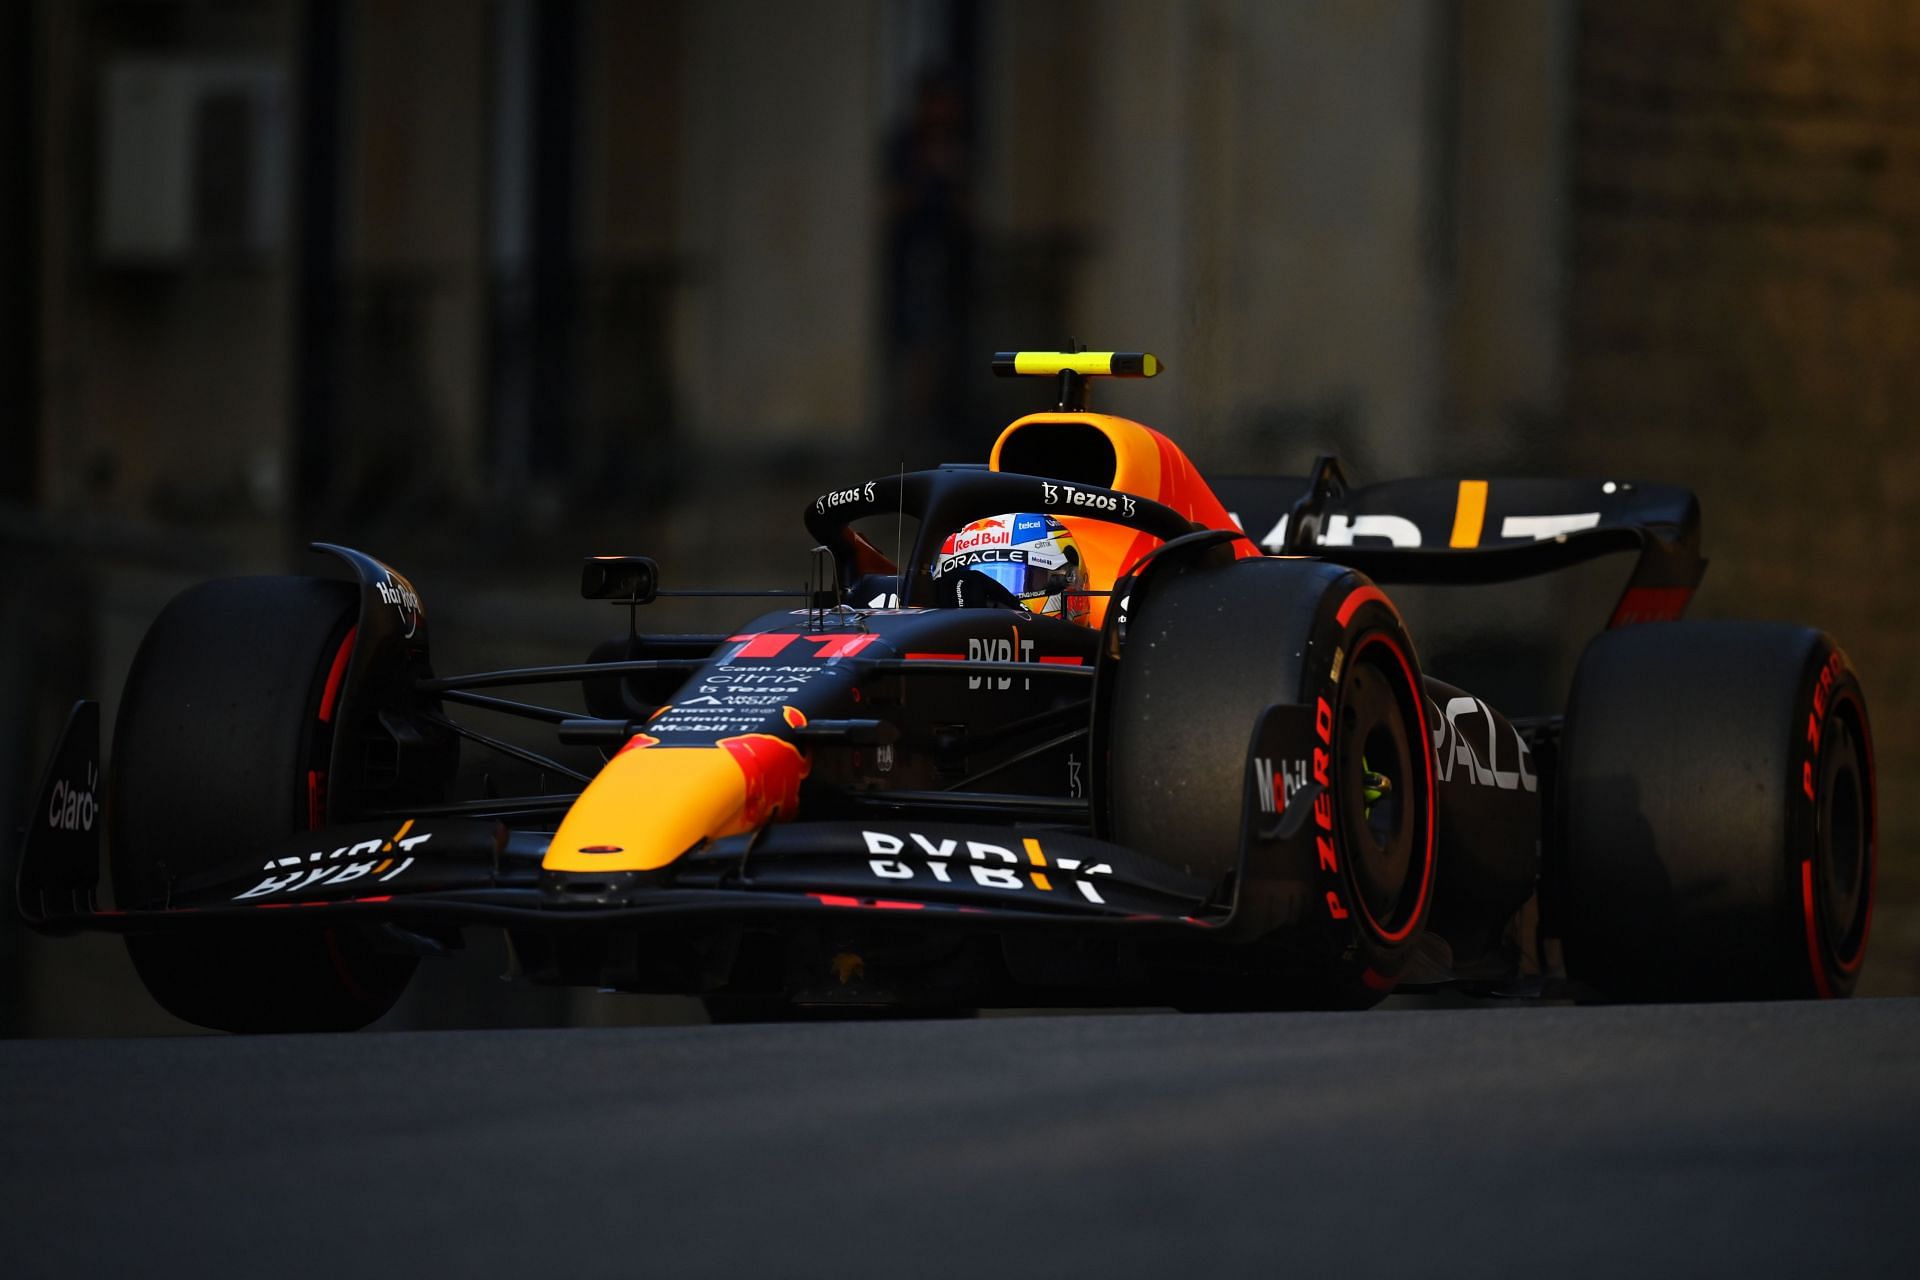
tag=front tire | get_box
[1101,559,1437,1006]
[1555,621,1876,1001]
[112,577,416,1032]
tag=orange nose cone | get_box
[543,733,810,873]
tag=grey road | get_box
[5,1000,1919,1277]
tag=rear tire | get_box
[1102,559,1437,1007]
[112,577,416,1032]
[1556,621,1875,1001]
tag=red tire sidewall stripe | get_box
[1831,684,1874,977]
[1799,678,1874,995]
[311,624,370,1002]
[1336,585,1391,629]
[1844,684,1877,974]
[316,625,358,725]
[306,626,357,831]
[1800,859,1834,1000]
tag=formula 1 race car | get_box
[15,351,1878,1030]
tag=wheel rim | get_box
[1814,692,1873,974]
[1337,634,1433,943]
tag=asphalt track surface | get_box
[5,1000,1919,1278]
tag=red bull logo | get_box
[943,517,1013,554]
[720,732,811,828]
[544,714,813,873]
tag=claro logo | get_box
[47,764,98,833]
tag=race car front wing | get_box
[17,699,1330,943]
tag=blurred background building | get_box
[3,0,1915,1032]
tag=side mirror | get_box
[581,556,659,603]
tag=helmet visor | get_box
[965,554,1055,601]
[933,513,1088,622]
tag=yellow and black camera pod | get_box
[991,349,1163,411]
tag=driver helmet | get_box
[932,513,1090,624]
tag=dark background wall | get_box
[4,0,1914,1032]
[1,1,35,507]
[1566,0,1920,959]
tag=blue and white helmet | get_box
[932,513,1090,624]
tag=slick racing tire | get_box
[111,577,416,1032]
[1102,559,1437,1008]
[1556,621,1875,1001]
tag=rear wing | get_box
[1210,457,1706,629]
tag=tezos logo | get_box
[376,572,421,639]
[815,481,876,514]
[1042,481,1135,518]
[47,763,98,833]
